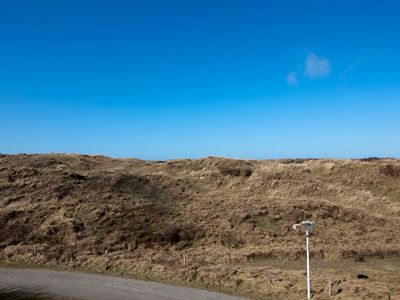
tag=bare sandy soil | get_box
[1,154,400,299]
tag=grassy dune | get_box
[1,154,400,299]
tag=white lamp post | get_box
[293,220,315,300]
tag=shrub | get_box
[379,164,400,177]
[0,222,32,246]
[164,226,196,244]
[219,231,244,248]
[218,166,252,177]
[359,157,381,162]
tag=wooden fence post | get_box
[327,279,332,295]
[267,271,272,284]
[223,264,228,274]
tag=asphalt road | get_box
[0,267,247,300]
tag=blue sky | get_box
[1,0,400,159]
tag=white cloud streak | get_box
[339,57,366,80]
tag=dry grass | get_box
[1,154,400,299]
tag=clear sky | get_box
[1,1,400,159]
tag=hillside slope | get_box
[1,154,400,299]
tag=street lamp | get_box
[293,220,315,300]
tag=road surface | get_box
[0,267,247,300]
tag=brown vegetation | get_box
[1,154,400,299]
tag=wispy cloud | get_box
[304,53,331,79]
[286,71,298,86]
[339,57,366,81]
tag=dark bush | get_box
[218,166,252,177]
[164,226,196,244]
[279,158,317,164]
[7,168,39,181]
[0,222,32,245]
[68,172,87,181]
[0,210,21,227]
[72,219,85,232]
[219,231,244,248]
[52,184,74,200]
[379,164,400,177]
[359,157,381,162]
[111,174,157,197]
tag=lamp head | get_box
[292,220,315,230]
